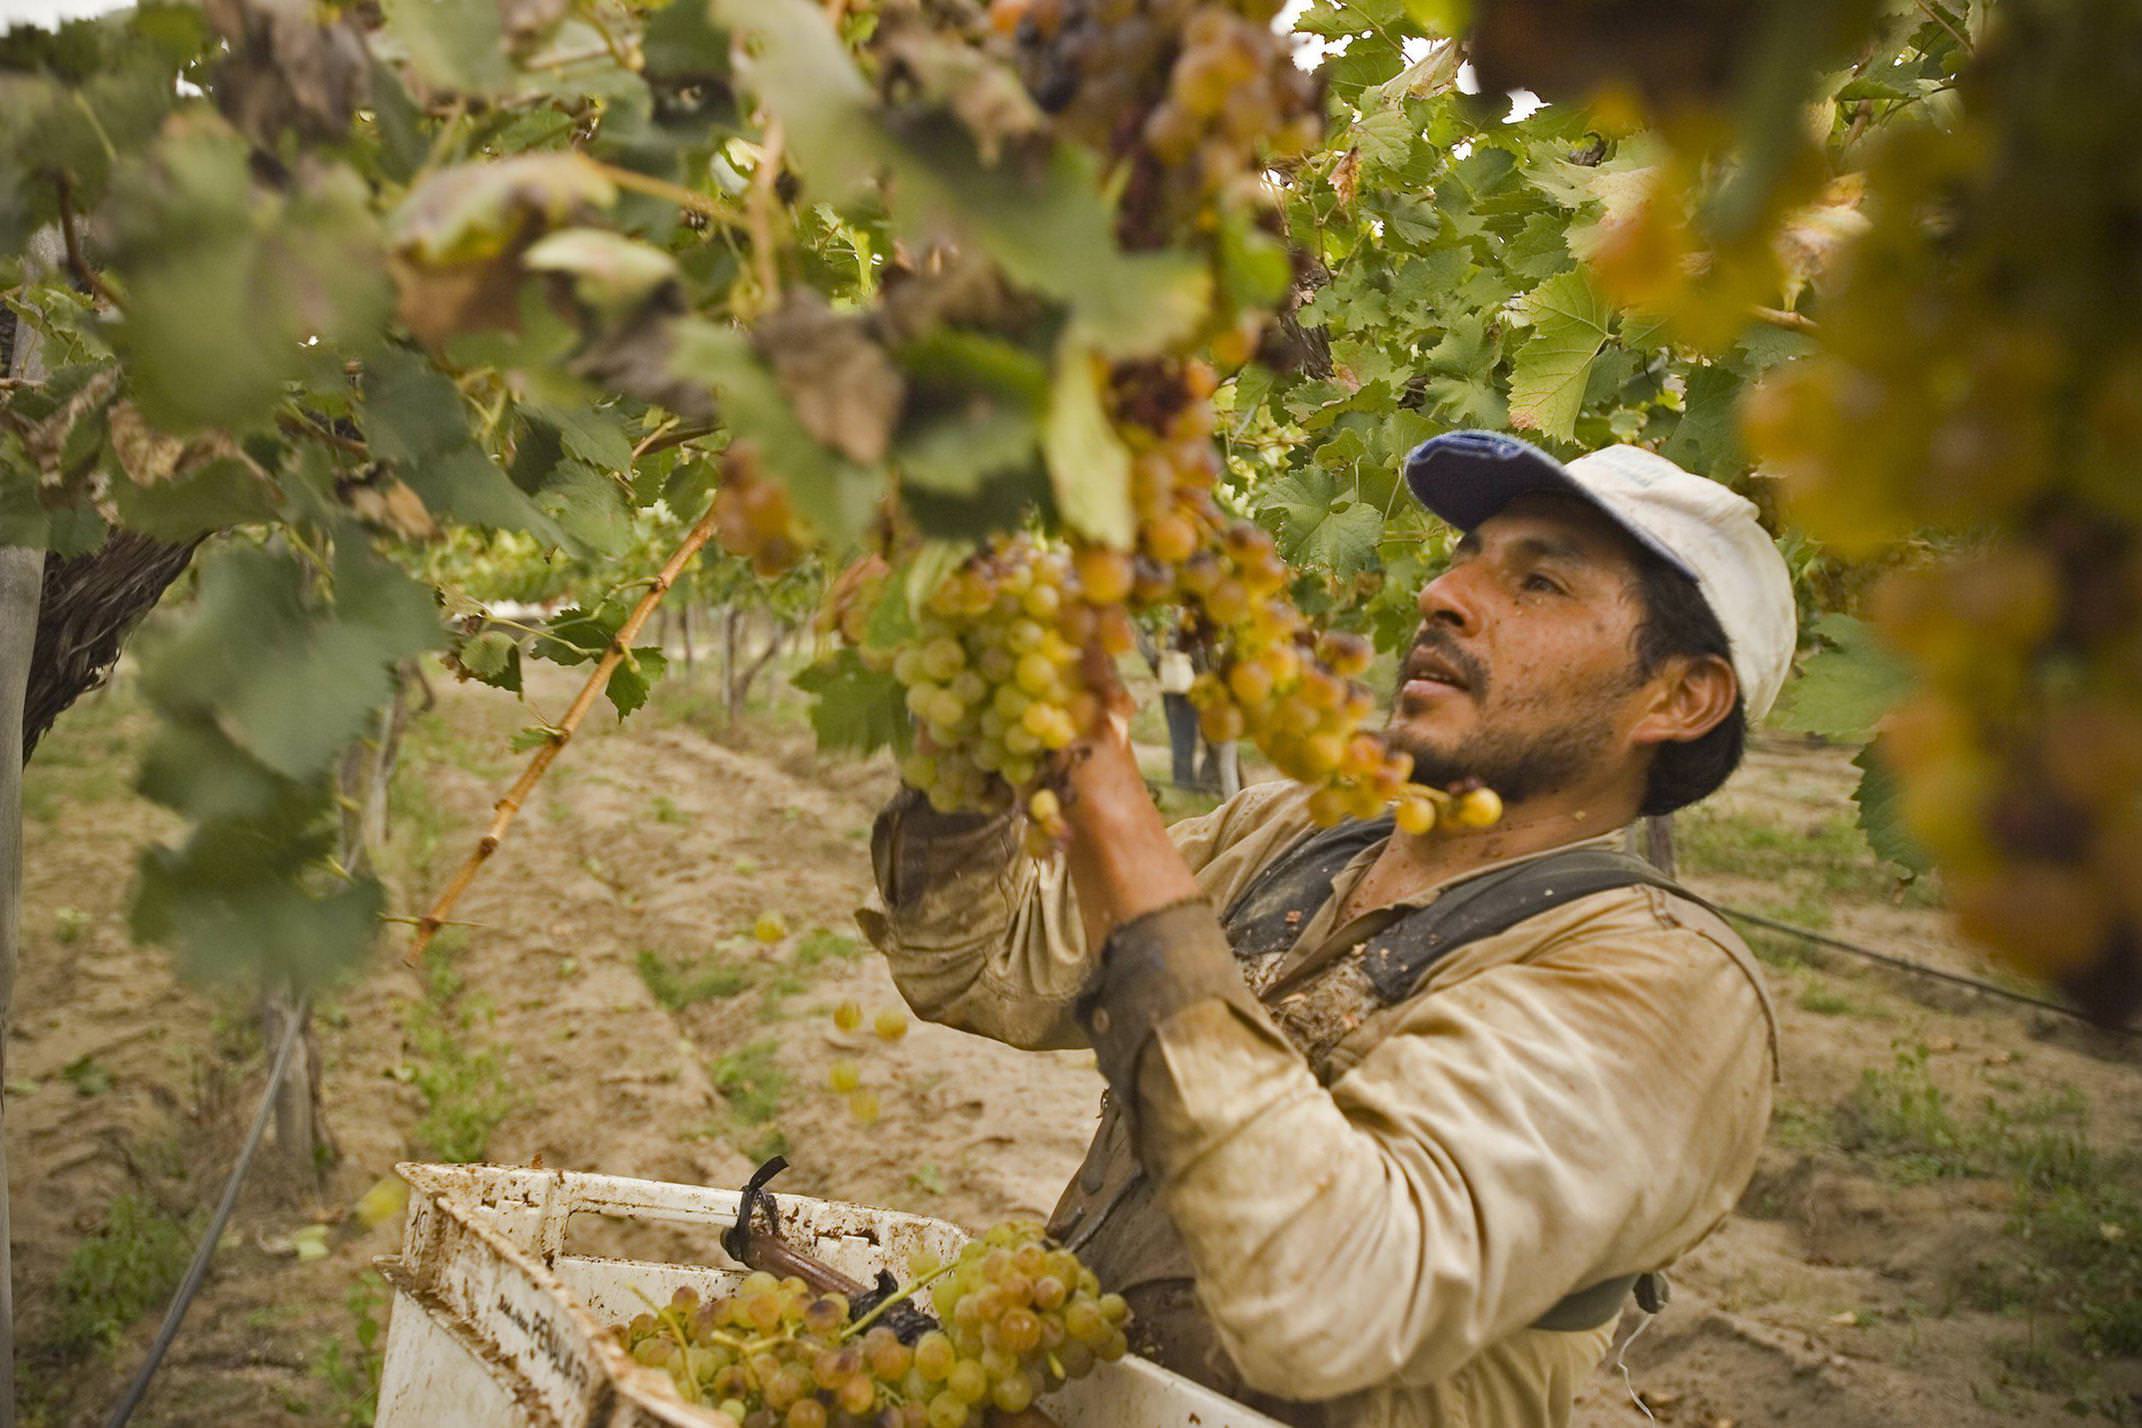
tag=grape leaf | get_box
[106,453,278,542]
[136,540,442,782]
[1768,613,1910,742]
[530,603,619,666]
[359,346,568,543]
[668,319,879,542]
[106,122,391,433]
[1042,346,1134,549]
[896,400,1037,496]
[1854,739,1931,876]
[606,647,668,717]
[525,398,635,474]
[378,0,513,97]
[1661,362,1743,477]
[456,629,523,692]
[1259,469,1383,578]
[534,460,634,556]
[793,649,910,756]
[1507,269,1612,443]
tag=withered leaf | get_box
[107,399,188,487]
[754,291,904,467]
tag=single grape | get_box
[946,1359,989,1405]
[832,1000,862,1032]
[914,1331,956,1382]
[826,1060,861,1094]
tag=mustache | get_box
[1397,627,1488,700]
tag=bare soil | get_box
[9,664,2139,1426]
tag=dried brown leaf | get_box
[754,292,904,466]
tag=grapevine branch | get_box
[591,159,747,230]
[404,493,723,964]
[55,177,120,309]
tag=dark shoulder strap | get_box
[1360,845,1710,1002]
[1217,814,1394,961]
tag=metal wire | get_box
[1716,905,2137,1035]
[101,995,310,1428]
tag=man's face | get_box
[1388,492,1657,807]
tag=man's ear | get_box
[1629,653,1737,750]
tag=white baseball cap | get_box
[1403,430,1797,722]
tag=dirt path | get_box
[8,669,2139,1426]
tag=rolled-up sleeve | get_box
[1086,893,1773,1400]
[857,780,1315,1052]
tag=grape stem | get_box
[404,491,723,963]
[838,1260,956,1343]
[1752,305,1818,336]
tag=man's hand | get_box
[1060,642,1204,953]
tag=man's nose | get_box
[1416,562,1481,635]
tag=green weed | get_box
[61,1053,111,1097]
[311,1270,388,1427]
[1677,805,1935,906]
[1829,1044,2141,1361]
[1833,1042,1978,1182]
[650,794,687,824]
[405,938,513,1163]
[52,907,90,944]
[792,929,863,969]
[709,1039,786,1124]
[50,1193,196,1358]
[637,947,752,1010]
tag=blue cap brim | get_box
[1402,429,1698,582]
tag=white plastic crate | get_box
[375,1162,1285,1428]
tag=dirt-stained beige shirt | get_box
[859,778,1777,1428]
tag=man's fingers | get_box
[1077,640,1136,742]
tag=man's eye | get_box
[1522,573,1562,595]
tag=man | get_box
[859,431,1793,1427]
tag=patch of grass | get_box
[709,1038,786,1125]
[1768,1098,1832,1153]
[52,907,90,944]
[792,928,863,969]
[650,793,687,824]
[1830,1044,2141,1363]
[310,1270,388,1427]
[61,1053,111,1097]
[405,937,513,1164]
[1833,1042,1980,1182]
[1678,805,1935,907]
[49,1193,197,1359]
[637,947,752,1010]
[1791,970,1886,1019]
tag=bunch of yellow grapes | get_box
[621,1223,1126,1428]
[877,360,1493,847]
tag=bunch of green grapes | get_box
[891,537,1123,852]
[619,1224,1125,1427]
[919,1221,1130,1416]
[880,359,1496,845]
[854,1,1488,845]
[1741,0,2142,1016]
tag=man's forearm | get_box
[1062,735,1204,951]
